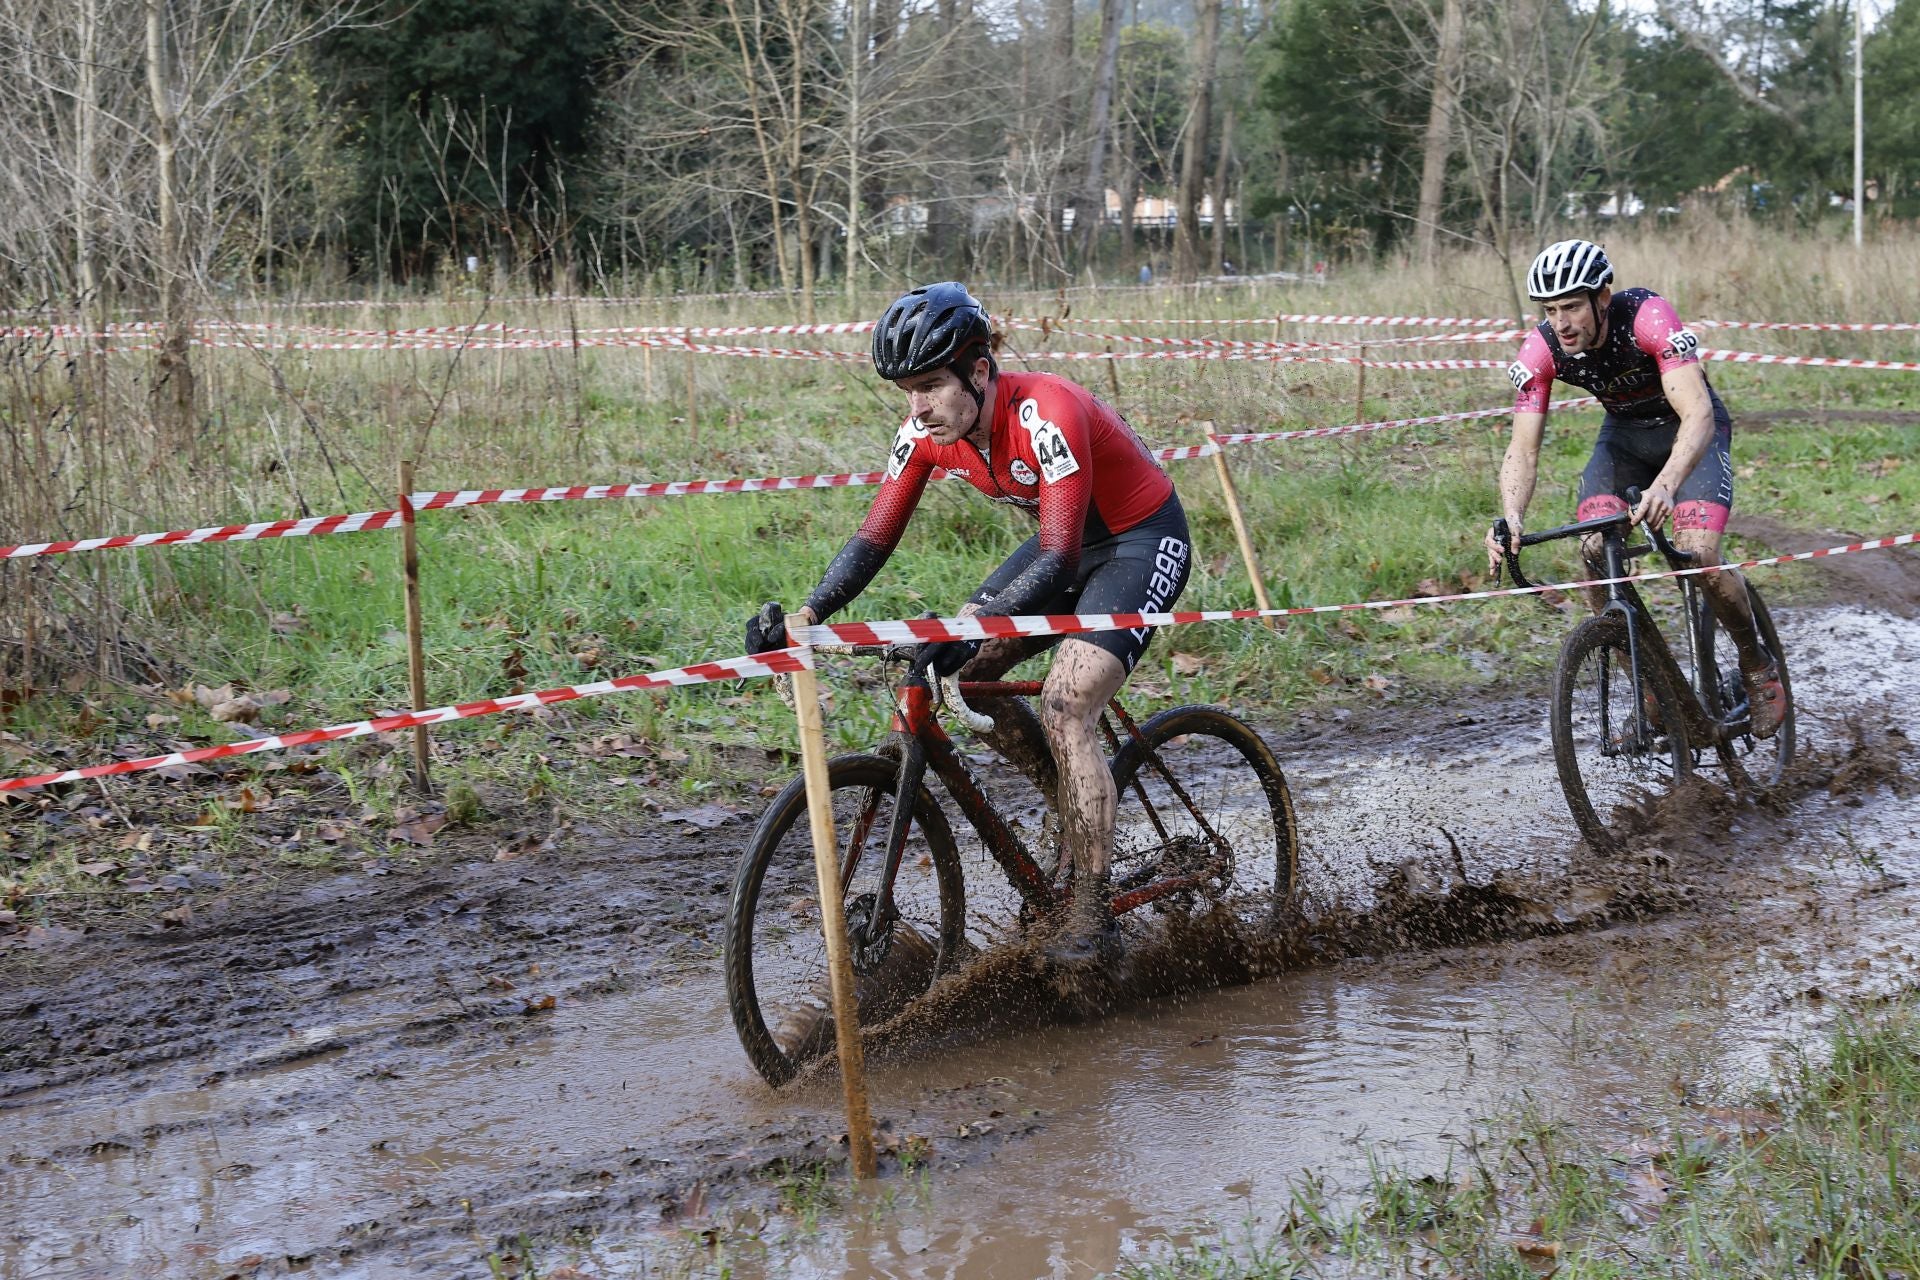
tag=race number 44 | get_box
[1018,400,1080,483]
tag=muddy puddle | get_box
[3,604,1916,1278]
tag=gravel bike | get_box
[1493,488,1794,857]
[724,643,1298,1087]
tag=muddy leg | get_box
[1673,527,1765,665]
[1040,640,1130,885]
[1578,532,1611,616]
[958,636,1059,806]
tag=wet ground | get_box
[4,568,1918,1276]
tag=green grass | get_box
[3,227,1918,910]
[1114,999,1920,1279]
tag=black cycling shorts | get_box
[1576,398,1734,533]
[970,493,1192,673]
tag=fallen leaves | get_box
[388,809,450,846]
[658,804,742,830]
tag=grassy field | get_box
[1119,1000,1920,1278]
[1,220,1916,906]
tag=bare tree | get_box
[1415,0,1466,262]
[1174,0,1222,281]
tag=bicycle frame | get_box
[1495,507,1749,752]
[846,653,1236,959]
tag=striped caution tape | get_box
[0,650,813,792]
[796,528,1920,648]
[1210,397,1601,445]
[0,445,1216,561]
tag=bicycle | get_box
[724,643,1299,1087]
[1492,487,1794,858]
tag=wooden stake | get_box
[1104,340,1122,404]
[1205,427,1280,631]
[643,342,654,400]
[686,351,699,446]
[398,459,432,792]
[789,662,879,1180]
[1353,344,1368,423]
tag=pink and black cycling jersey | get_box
[802,371,1177,623]
[1508,288,1719,423]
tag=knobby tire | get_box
[1550,614,1693,858]
[1106,705,1299,933]
[724,753,966,1088]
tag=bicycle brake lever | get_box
[941,675,996,733]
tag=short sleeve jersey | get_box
[1507,288,1707,422]
[854,371,1173,567]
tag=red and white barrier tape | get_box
[1211,397,1600,445]
[8,527,1915,791]
[796,528,1920,648]
[1,509,408,560]
[0,445,1216,561]
[1011,323,1525,352]
[1694,320,1920,333]
[1044,314,1522,329]
[0,650,812,792]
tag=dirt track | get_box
[4,541,1918,1278]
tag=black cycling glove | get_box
[923,638,980,678]
[745,602,788,654]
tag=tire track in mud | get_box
[0,829,746,1108]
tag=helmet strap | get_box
[953,352,988,411]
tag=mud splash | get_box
[1,604,1915,1278]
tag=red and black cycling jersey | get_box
[1509,287,1714,423]
[802,372,1174,622]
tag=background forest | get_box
[2,0,1917,313]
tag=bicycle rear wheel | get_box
[1550,614,1693,857]
[724,754,967,1087]
[1106,706,1298,937]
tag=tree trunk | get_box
[724,0,795,296]
[1415,0,1465,264]
[1174,0,1221,281]
[1118,127,1140,279]
[1210,102,1235,276]
[145,0,195,454]
[1075,0,1125,268]
[846,0,864,303]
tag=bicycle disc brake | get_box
[845,892,894,973]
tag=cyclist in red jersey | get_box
[1485,240,1785,738]
[748,283,1192,967]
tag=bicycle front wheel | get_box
[1107,706,1298,937]
[1550,614,1693,857]
[725,754,967,1087]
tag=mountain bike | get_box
[724,643,1298,1087]
[1492,488,1794,857]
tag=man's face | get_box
[895,361,986,445]
[1542,287,1611,354]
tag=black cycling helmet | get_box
[871,282,994,387]
[1526,239,1614,301]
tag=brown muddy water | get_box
[3,603,1916,1279]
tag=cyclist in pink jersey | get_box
[1485,240,1785,737]
[748,283,1192,967]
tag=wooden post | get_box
[1266,315,1283,387]
[1353,344,1368,423]
[686,351,699,445]
[1204,427,1280,632]
[398,459,432,792]
[1104,340,1122,404]
[789,662,879,1180]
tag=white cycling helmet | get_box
[1526,239,1613,301]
